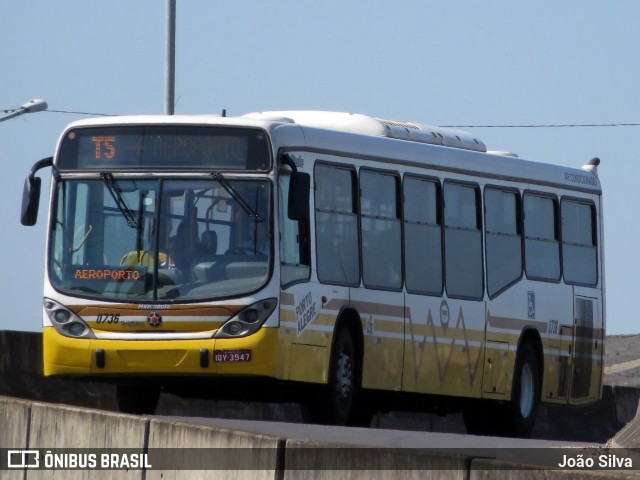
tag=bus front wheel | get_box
[327,327,356,425]
[301,327,360,426]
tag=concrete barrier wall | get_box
[470,458,639,479]
[0,396,30,449]
[613,386,640,426]
[2,395,640,479]
[27,403,148,480]
[146,418,282,480]
[0,331,43,399]
[0,397,32,480]
[283,439,467,480]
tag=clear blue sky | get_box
[2,1,639,334]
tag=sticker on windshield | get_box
[73,268,141,281]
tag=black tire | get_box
[326,327,357,425]
[302,327,360,425]
[463,343,540,437]
[116,384,161,415]
[505,343,540,437]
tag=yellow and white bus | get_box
[22,111,604,435]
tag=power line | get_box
[6,106,640,127]
[45,109,115,117]
[441,123,640,128]
[1,107,115,116]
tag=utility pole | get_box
[165,0,176,115]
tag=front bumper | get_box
[43,326,278,377]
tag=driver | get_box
[169,220,196,270]
[233,223,270,256]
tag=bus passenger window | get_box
[360,170,402,290]
[314,164,360,286]
[403,176,442,295]
[562,200,597,286]
[444,182,483,299]
[524,193,560,281]
[485,188,522,297]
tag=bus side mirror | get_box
[21,157,53,226]
[21,176,42,226]
[288,172,310,221]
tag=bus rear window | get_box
[57,126,271,171]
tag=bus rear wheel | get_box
[505,343,540,436]
[463,343,540,437]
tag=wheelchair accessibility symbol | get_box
[528,291,535,319]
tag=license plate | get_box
[213,349,252,363]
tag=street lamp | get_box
[0,99,48,122]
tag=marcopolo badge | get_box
[147,312,162,328]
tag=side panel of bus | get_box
[403,295,486,397]
[481,188,604,406]
[277,146,604,409]
[402,176,486,398]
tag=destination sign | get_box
[57,125,271,171]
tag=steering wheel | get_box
[225,246,268,258]
[225,246,253,256]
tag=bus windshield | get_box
[49,177,272,302]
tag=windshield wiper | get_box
[211,172,263,223]
[101,173,138,228]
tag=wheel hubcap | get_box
[520,363,534,418]
[337,352,352,399]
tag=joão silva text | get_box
[558,454,632,469]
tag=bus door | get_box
[569,291,603,402]
[557,322,573,401]
[277,171,318,382]
[561,199,602,403]
[556,291,603,403]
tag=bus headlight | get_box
[44,298,96,339]
[214,298,277,339]
[53,309,71,324]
